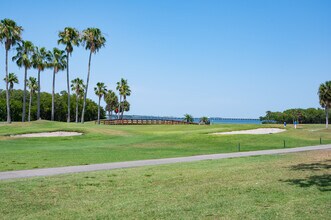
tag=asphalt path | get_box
[1,144,330,181]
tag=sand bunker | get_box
[213,128,286,135]
[11,131,83,138]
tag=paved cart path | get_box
[1,144,330,181]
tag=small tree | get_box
[27,77,38,121]
[94,82,107,124]
[3,72,19,91]
[119,100,130,115]
[104,90,118,119]
[71,78,85,123]
[199,116,210,125]
[184,114,194,123]
[3,73,18,120]
[116,78,131,119]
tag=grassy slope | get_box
[0,121,330,171]
[0,150,330,219]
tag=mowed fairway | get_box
[0,150,330,219]
[0,120,330,171]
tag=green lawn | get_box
[0,150,330,219]
[0,120,330,171]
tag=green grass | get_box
[0,150,330,219]
[0,120,330,171]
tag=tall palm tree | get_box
[116,81,121,119]
[318,81,331,128]
[80,28,106,123]
[32,47,51,120]
[49,48,67,121]
[12,40,34,122]
[71,77,85,123]
[116,78,131,120]
[58,27,80,123]
[104,90,118,119]
[0,18,23,123]
[27,77,38,122]
[94,82,107,124]
[3,72,19,91]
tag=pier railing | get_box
[97,119,197,125]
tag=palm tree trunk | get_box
[66,53,71,123]
[5,49,11,123]
[121,99,125,120]
[118,95,122,119]
[326,107,329,129]
[75,94,79,123]
[51,69,56,121]
[28,91,32,122]
[37,69,41,120]
[22,67,28,122]
[97,96,101,125]
[81,51,92,123]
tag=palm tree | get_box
[116,78,131,120]
[49,48,67,121]
[94,82,107,124]
[199,116,210,125]
[0,18,23,123]
[32,47,51,120]
[318,81,331,128]
[3,73,18,116]
[71,77,85,123]
[80,28,106,123]
[104,90,118,119]
[119,100,130,116]
[12,40,34,122]
[58,27,80,123]
[116,81,121,119]
[27,77,38,122]
[3,72,19,91]
[184,114,194,123]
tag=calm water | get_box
[108,115,261,124]
[207,118,261,124]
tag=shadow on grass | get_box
[290,160,331,171]
[282,174,331,192]
[281,160,331,192]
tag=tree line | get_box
[0,89,104,122]
[260,80,331,128]
[260,108,328,124]
[0,18,131,124]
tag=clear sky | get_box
[0,0,330,118]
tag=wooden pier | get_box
[98,119,197,125]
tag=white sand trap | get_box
[214,128,286,135]
[11,131,83,138]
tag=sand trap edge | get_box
[213,128,286,135]
[10,131,83,138]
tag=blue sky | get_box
[0,0,330,118]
